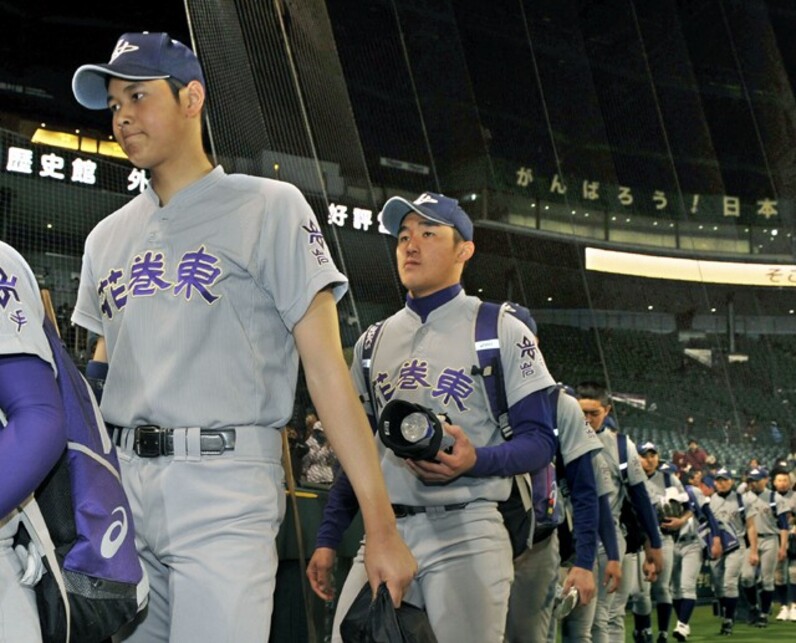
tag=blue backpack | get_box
[15,317,148,643]
[473,301,563,555]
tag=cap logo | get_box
[414,193,438,206]
[110,40,139,63]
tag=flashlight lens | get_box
[401,412,433,443]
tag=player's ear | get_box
[184,80,206,116]
[457,241,475,263]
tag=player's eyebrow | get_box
[398,219,442,234]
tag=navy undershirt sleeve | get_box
[314,470,359,549]
[314,412,376,549]
[565,453,598,569]
[470,388,556,477]
[0,354,66,517]
[598,493,620,561]
[628,481,663,548]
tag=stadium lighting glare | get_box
[711,308,716,313]
[585,247,796,287]
[647,305,654,310]
[547,296,553,302]
[790,310,795,314]
[771,229,778,236]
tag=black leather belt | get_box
[110,425,236,457]
[392,502,470,518]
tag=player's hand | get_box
[645,545,664,575]
[748,549,759,567]
[603,560,622,593]
[642,558,658,583]
[363,529,417,607]
[307,547,337,601]
[778,545,787,562]
[564,565,596,605]
[710,536,723,560]
[661,516,686,532]
[404,424,476,483]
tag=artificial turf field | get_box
[614,605,796,642]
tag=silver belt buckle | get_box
[199,429,236,455]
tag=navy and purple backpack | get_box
[15,317,147,643]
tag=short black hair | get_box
[575,381,611,407]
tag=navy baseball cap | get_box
[714,467,733,480]
[380,192,474,241]
[746,466,769,481]
[637,441,658,455]
[73,32,205,110]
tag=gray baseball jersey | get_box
[352,290,556,506]
[644,468,689,539]
[557,390,602,467]
[710,489,758,538]
[594,430,647,524]
[680,484,709,540]
[72,167,347,430]
[555,390,606,499]
[749,489,789,537]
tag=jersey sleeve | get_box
[593,451,613,497]
[257,183,348,330]
[71,229,104,336]
[498,313,555,406]
[557,392,602,466]
[0,242,54,371]
[743,492,759,520]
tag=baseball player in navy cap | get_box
[627,443,691,643]
[739,467,790,627]
[0,242,68,641]
[70,32,415,642]
[307,191,557,641]
[574,383,663,643]
[709,467,759,635]
[770,467,796,621]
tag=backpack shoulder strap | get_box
[685,485,700,515]
[664,471,672,488]
[360,319,387,413]
[617,433,629,485]
[736,491,745,517]
[474,301,509,438]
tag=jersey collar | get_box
[406,284,462,322]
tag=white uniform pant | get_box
[590,535,627,643]
[629,536,675,615]
[775,551,796,585]
[710,544,745,599]
[741,535,779,592]
[550,561,598,643]
[505,530,559,643]
[0,514,41,643]
[332,502,513,643]
[671,537,703,601]
[113,427,285,643]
